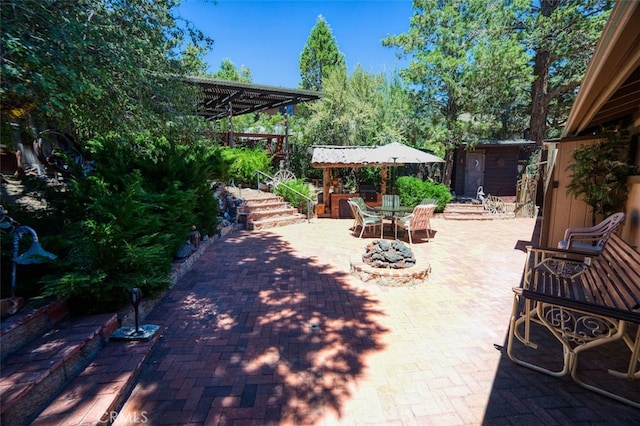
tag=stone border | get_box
[350,255,431,287]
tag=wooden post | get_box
[323,168,331,209]
[284,106,290,169]
[381,166,388,195]
[228,102,234,148]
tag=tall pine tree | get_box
[383,0,531,185]
[299,15,346,91]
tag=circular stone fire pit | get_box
[350,240,432,286]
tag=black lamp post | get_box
[110,287,159,341]
[130,288,142,335]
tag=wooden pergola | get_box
[187,77,321,162]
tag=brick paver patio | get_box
[115,217,639,425]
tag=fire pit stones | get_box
[362,239,415,269]
[351,239,432,287]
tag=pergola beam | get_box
[187,77,321,121]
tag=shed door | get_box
[464,151,485,197]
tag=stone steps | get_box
[246,206,303,221]
[443,203,494,220]
[0,220,244,426]
[249,214,308,230]
[0,299,69,363]
[1,299,162,426]
[233,188,309,230]
[0,304,120,426]
[31,330,160,426]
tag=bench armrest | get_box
[525,244,600,260]
[514,287,640,323]
[524,244,598,281]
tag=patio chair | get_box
[395,204,436,244]
[381,194,401,217]
[351,196,378,213]
[347,199,384,239]
[349,197,379,228]
[558,212,625,252]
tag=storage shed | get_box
[451,139,537,200]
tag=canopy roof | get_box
[312,143,444,168]
[186,77,322,120]
[365,142,444,165]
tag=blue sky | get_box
[176,0,413,88]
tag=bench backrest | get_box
[523,234,640,323]
[580,234,640,316]
[350,197,368,213]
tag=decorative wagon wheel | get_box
[483,195,506,215]
[269,170,296,188]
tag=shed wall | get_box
[453,146,521,197]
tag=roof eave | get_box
[561,2,640,138]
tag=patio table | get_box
[373,205,414,239]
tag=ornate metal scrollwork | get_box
[541,305,619,345]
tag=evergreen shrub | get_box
[273,178,316,214]
[396,176,452,211]
[221,147,274,185]
[41,132,222,313]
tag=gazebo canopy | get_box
[311,144,444,213]
[186,77,322,120]
[311,145,376,168]
[312,143,444,168]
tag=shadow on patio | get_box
[116,231,389,425]
[483,219,639,424]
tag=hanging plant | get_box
[566,130,638,225]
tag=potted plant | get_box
[566,130,638,225]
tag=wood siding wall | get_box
[542,139,597,247]
[621,176,640,248]
[452,150,466,196]
[483,147,520,196]
[541,138,640,248]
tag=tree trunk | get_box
[528,0,558,144]
[529,49,550,144]
[442,144,455,188]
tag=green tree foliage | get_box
[383,0,531,145]
[526,0,612,142]
[290,66,430,183]
[1,0,212,139]
[299,15,346,91]
[181,43,210,76]
[211,58,253,82]
[1,0,225,310]
[285,114,322,181]
[304,67,417,147]
[305,68,351,145]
